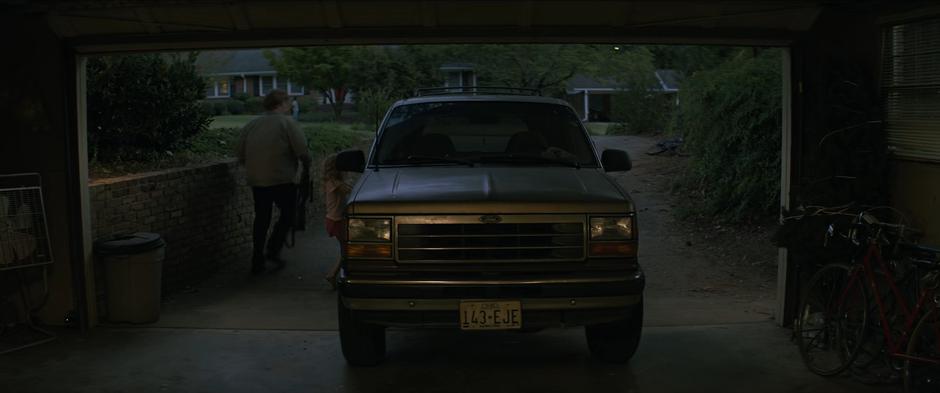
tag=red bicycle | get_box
[795,210,940,392]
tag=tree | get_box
[265,47,358,120]
[87,52,210,161]
[648,45,738,76]
[452,44,602,96]
[674,49,782,219]
[599,46,667,133]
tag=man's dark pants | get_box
[251,183,296,269]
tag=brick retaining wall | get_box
[89,159,322,300]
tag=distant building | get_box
[566,70,681,122]
[195,49,353,103]
[439,63,477,89]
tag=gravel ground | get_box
[594,135,778,324]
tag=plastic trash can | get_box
[94,232,165,323]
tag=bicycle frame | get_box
[839,241,940,365]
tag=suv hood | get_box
[347,167,634,214]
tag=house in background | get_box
[566,69,681,122]
[195,49,354,103]
[440,63,477,89]
[196,49,306,99]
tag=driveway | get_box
[0,136,879,393]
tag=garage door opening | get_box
[80,43,785,332]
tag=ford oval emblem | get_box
[479,214,502,224]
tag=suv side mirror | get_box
[336,150,365,173]
[601,149,632,172]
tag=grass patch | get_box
[585,122,613,136]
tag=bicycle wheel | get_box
[904,308,940,393]
[797,263,869,376]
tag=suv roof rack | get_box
[413,86,542,97]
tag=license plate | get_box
[459,300,522,330]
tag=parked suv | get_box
[335,88,643,366]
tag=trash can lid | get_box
[94,232,165,255]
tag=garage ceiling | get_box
[4,1,835,52]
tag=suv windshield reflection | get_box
[372,101,598,167]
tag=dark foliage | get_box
[87,53,211,161]
[674,49,782,220]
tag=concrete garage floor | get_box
[0,136,889,392]
[1,323,882,393]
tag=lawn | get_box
[584,122,614,136]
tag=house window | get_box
[883,18,940,162]
[445,71,462,87]
[260,76,275,95]
[287,80,305,96]
[206,77,231,98]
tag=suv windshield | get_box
[372,101,598,167]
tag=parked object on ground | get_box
[333,86,644,366]
[645,137,685,156]
[0,173,56,354]
[95,232,165,323]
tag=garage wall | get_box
[0,16,78,326]
[88,160,324,317]
[792,7,885,210]
[891,153,940,242]
[89,161,253,296]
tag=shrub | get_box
[673,49,782,220]
[244,97,264,114]
[609,92,674,134]
[87,53,211,161]
[212,101,229,116]
[303,123,372,156]
[226,99,246,115]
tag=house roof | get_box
[196,49,277,76]
[655,69,681,91]
[566,70,681,93]
[439,62,475,71]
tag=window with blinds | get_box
[883,18,940,161]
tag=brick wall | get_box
[89,159,322,298]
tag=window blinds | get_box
[883,18,940,161]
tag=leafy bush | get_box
[673,49,782,220]
[298,108,362,124]
[303,123,372,156]
[226,100,246,115]
[609,92,674,134]
[244,97,264,114]
[211,101,229,116]
[87,53,211,161]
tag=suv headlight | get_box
[348,218,392,242]
[590,216,634,240]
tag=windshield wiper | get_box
[475,154,582,169]
[384,155,475,167]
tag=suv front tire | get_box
[338,297,386,366]
[585,298,643,363]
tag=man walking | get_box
[236,90,312,275]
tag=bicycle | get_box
[794,209,940,392]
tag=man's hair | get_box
[263,89,289,111]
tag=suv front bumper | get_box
[337,269,644,328]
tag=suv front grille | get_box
[395,215,585,263]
